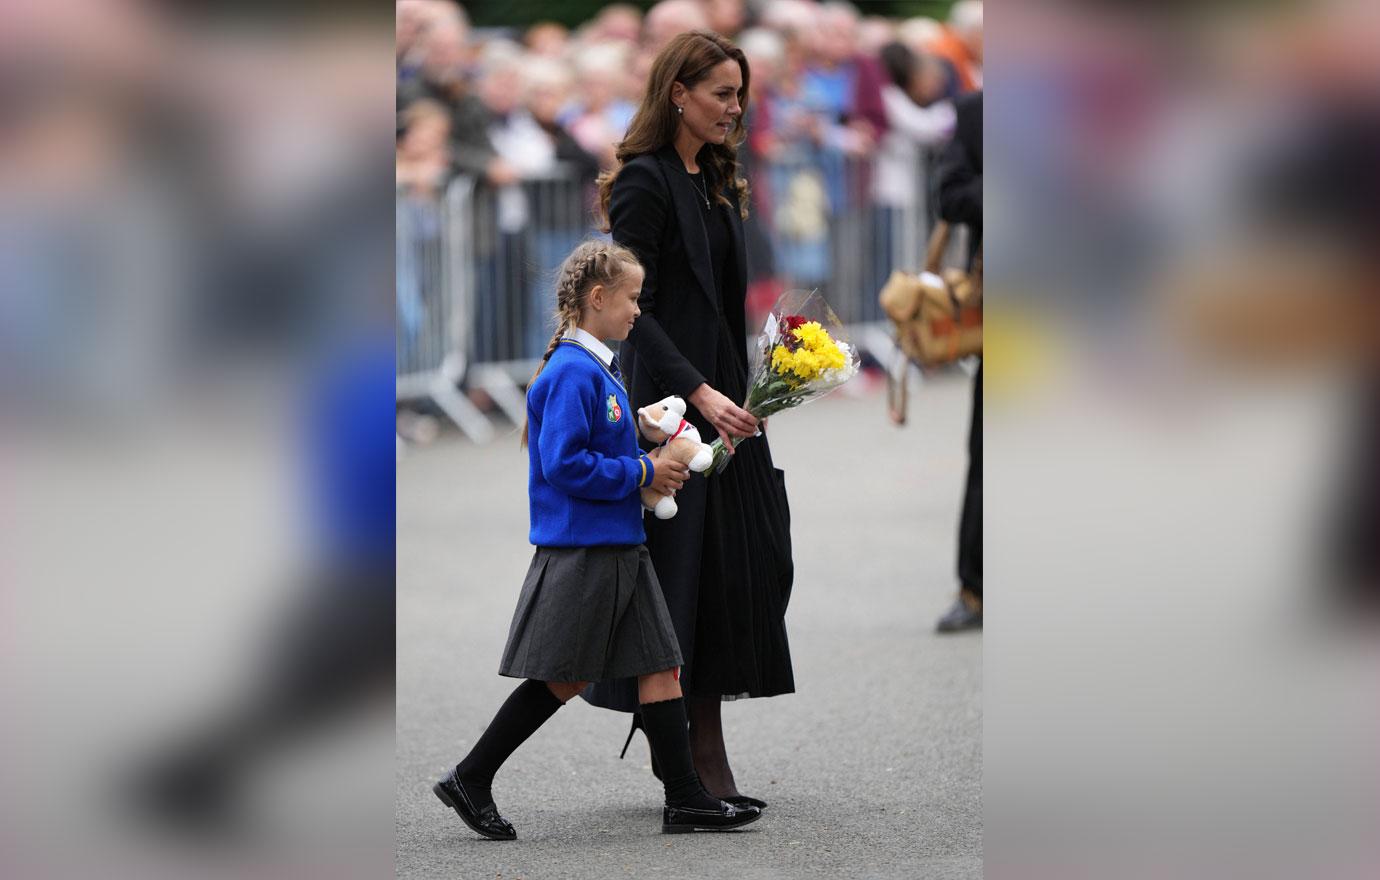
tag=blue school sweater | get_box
[527,340,656,547]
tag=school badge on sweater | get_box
[606,394,623,423]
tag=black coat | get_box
[935,90,982,262]
[611,143,749,418]
[935,91,983,594]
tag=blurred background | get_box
[984,1,1380,877]
[394,0,978,445]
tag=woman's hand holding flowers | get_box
[688,383,758,453]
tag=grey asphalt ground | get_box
[397,373,982,879]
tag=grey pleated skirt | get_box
[498,545,684,682]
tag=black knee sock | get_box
[455,679,563,808]
[640,697,722,810]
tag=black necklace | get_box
[689,171,711,210]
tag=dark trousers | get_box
[958,364,982,597]
[1331,373,1380,613]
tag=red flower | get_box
[782,315,808,350]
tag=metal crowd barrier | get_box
[462,164,595,429]
[396,152,964,443]
[395,177,494,443]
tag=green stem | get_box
[706,433,753,476]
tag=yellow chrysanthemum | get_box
[782,347,825,380]
[792,321,830,350]
[771,322,851,383]
[817,341,845,370]
[770,344,792,373]
[791,321,846,371]
[793,350,820,380]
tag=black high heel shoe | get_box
[618,714,662,781]
[618,714,641,759]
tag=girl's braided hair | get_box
[521,239,641,446]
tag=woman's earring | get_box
[676,106,683,114]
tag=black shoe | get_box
[723,794,768,810]
[433,769,516,841]
[936,597,982,632]
[662,799,762,834]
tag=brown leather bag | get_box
[879,220,982,423]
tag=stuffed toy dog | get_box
[637,395,714,519]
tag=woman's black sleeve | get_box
[935,136,981,228]
[610,162,708,399]
[935,95,983,229]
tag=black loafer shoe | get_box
[663,800,762,834]
[433,770,516,841]
[936,598,982,633]
[723,795,768,810]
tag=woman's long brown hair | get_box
[596,30,751,231]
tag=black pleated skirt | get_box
[499,545,683,683]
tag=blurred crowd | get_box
[396,0,981,195]
[394,0,983,381]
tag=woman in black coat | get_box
[582,31,794,809]
[933,90,982,633]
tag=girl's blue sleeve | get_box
[537,375,651,501]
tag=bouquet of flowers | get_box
[707,289,861,475]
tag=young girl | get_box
[433,240,763,838]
